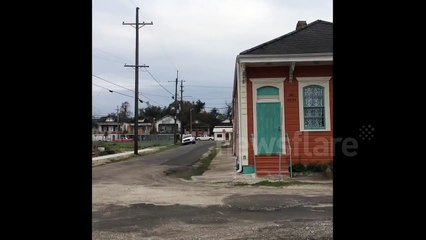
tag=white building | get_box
[155,115,181,134]
[213,120,233,141]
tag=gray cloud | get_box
[93,0,332,116]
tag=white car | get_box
[196,136,214,141]
[181,134,196,145]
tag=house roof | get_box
[240,20,332,55]
[138,118,152,123]
[213,127,233,133]
[214,125,233,128]
[156,115,177,122]
[98,116,117,123]
[215,123,232,127]
[98,122,119,126]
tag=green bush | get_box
[306,163,326,172]
[104,146,115,154]
[291,163,306,172]
[328,161,333,171]
[106,149,116,154]
[291,162,332,173]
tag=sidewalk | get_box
[92,147,162,166]
[191,147,261,184]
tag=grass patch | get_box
[232,180,317,187]
[92,144,179,167]
[253,180,312,187]
[93,141,135,154]
[167,147,219,180]
[92,141,176,157]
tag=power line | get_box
[143,69,175,96]
[143,93,174,98]
[92,82,164,106]
[92,74,164,106]
[127,0,138,7]
[204,107,228,109]
[93,74,134,92]
[92,46,175,98]
[185,96,231,100]
[93,47,129,64]
[185,84,232,88]
[93,83,136,99]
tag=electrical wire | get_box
[143,69,175,96]
[93,83,136,99]
[92,74,164,106]
[185,85,232,88]
[93,74,133,92]
[92,47,175,98]
[127,0,138,7]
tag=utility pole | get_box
[169,70,179,144]
[123,7,153,155]
[190,108,194,136]
[179,79,185,139]
[116,105,120,135]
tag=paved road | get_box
[93,194,332,239]
[92,143,333,239]
[92,141,216,183]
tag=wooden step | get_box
[255,155,290,176]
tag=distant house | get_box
[232,20,333,176]
[97,116,120,133]
[213,120,233,141]
[185,120,211,137]
[92,116,120,141]
[155,115,181,134]
[128,119,153,135]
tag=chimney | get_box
[296,20,307,30]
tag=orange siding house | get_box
[232,20,333,177]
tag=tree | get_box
[142,105,163,122]
[118,101,132,122]
[92,117,99,129]
[193,99,205,113]
[215,102,232,122]
[224,101,232,122]
[210,107,219,117]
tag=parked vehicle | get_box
[195,136,214,141]
[181,134,196,145]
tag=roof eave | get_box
[237,53,333,64]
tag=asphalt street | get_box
[92,141,333,239]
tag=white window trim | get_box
[250,78,286,154]
[298,77,331,132]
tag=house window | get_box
[217,134,222,138]
[303,85,325,129]
[257,86,279,96]
[298,77,331,132]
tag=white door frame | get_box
[250,78,286,155]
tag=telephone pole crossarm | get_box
[123,21,153,28]
[124,64,149,68]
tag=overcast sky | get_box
[92,0,333,117]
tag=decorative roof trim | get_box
[237,53,333,63]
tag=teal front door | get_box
[256,102,282,155]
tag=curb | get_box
[92,147,162,165]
